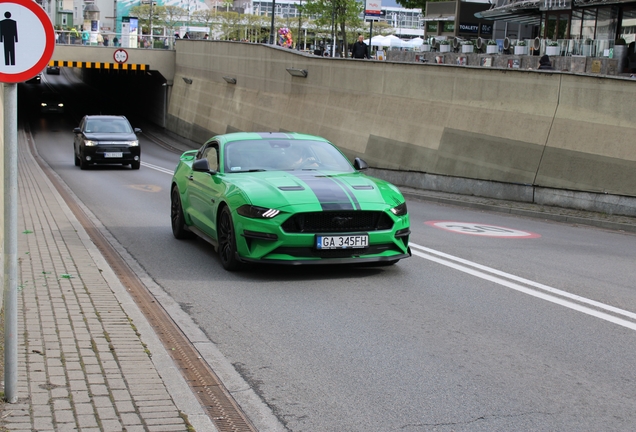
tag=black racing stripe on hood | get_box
[329,176,361,210]
[256,132,292,139]
[293,172,355,210]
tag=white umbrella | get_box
[384,35,408,48]
[364,35,391,47]
[405,37,424,48]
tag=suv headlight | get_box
[83,139,98,146]
[123,140,139,146]
[390,202,407,216]
[237,205,280,219]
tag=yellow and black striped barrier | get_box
[48,60,149,71]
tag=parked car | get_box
[170,132,411,271]
[40,91,64,114]
[73,115,141,170]
[46,65,60,75]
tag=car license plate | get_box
[104,152,123,158]
[316,234,368,249]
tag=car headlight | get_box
[83,140,98,146]
[390,202,407,216]
[123,140,139,146]
[58,103,64,107]
[41,103,47,107]
[237,205,280,219]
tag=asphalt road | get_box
[23,71,636,431]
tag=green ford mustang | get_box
[170,132,411,270]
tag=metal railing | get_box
[54,30,179,50]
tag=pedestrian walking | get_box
[351,34,369,59]
[103,34,109,46]
[97,32,104,46]
[81,28,90,45]
[70,27,79,44]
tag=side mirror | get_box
[134,128,142,134]
[354,157,368,171]
[73,127,81,134]
[192,158,217,174]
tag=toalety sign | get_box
[459,22,493,34]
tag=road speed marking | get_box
[128,184,161,193]
[425,221,541,238]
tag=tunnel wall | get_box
[166,40,636,215]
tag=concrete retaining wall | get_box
[166,40,636,215]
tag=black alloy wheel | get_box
[171,186,193,240]
[218,206,241,271]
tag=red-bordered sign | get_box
[113,48,128,64]
[0,0,55,83]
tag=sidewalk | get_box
[0,132,214,431]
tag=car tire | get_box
[79,155,89,170]
[131,161,140,170]
[218,206,241,271]
[74,153,79,167]
[171,186,194,240]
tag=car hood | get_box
[229,171,405,211]
[83,132,137,141]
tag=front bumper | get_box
[81,145,140,164]
[233,208,411,264]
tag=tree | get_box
[192,9,217,36]
[395,0,442,12]
[301,0,363,55]
[217,11,242,40]
[162,5,187,37]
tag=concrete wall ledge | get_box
[369,168,636,217]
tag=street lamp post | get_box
[270,0,276,44]
[297,0,302,49]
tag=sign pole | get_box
[4,82,18,403]
[0,0,55,403]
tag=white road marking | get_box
[141,161,174,175]
[409,242,636,331]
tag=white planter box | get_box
[421,44,431,52]
[514,45,527,55]
[546,46,560,56]
[439,44,450,53]
[486,45,498,54]
[461,45,474,53]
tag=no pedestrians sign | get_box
[0,0,54,83]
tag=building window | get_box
[443,21,454,32]
[427,22,438,33]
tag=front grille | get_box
[281,211,393,233]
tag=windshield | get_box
[224,139,354,173]
[85,118,133,134]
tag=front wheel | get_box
[131,161,140,170]
[218,206,241,271]
[171,186,194,239]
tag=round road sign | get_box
[425,221,541,238]
[0,0,55,83]
[113,48,128,64]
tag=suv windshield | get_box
[85,118,133,134]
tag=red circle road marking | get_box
[425,221,541,238]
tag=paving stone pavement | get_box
[0,133,203,431]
